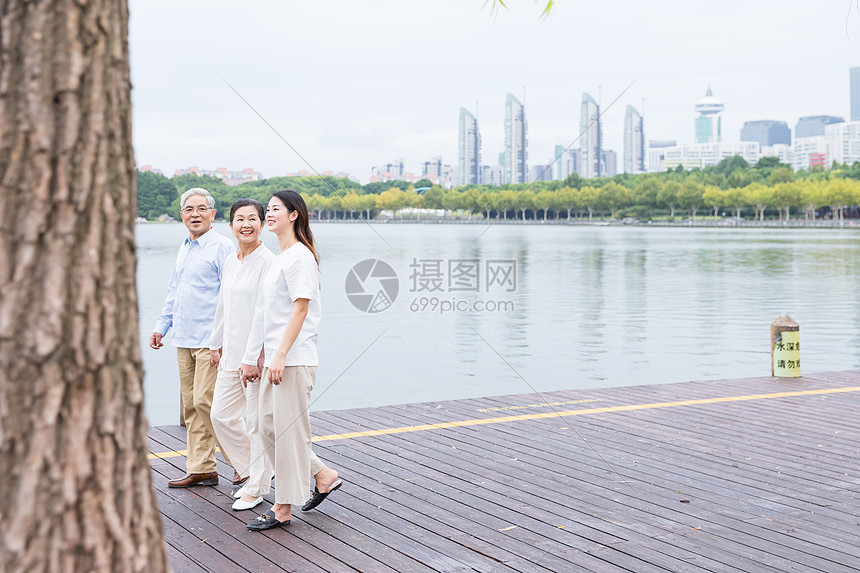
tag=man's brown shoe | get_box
[233,470,249,486]
[168,472,219,488]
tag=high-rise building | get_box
[528,164,554,183]
[659,142,760,171]
[370,159,413,183]
[554,145,565,180]
[601,150,617,178]
[694,87,724,143]
[554,145,579,180]
[421,156,443,178]
[647,140,677,173]
[504,93,528,184]
[795,115,844,139]
[851,68,860,121]
[740,120,791,148]
[580,93,602,178]
[481,164,504,186]
[825,120,860,166]
[792,137,828,171]
[174,166,263,186]
[458,108,481,186]
[623,105,645,174]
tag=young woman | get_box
[209,199,274,511]
[242,190,341,531]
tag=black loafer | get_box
[301,479,342,511]
[247,509,290,531]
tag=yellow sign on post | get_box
[773,330,800,378]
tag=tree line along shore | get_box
[138,156,860,223]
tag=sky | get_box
[129,0,860,183]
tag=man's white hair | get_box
[180,187,215,209]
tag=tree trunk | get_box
[0,2,168,572]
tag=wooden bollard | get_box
[771,314,800,377]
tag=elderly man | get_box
[150,187,235,488]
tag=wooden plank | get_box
[356,404,852,568]
[149,370,860,573]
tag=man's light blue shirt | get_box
[153,228,234,348]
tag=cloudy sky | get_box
[129,0,860,182]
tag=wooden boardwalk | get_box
[148,371,860,572]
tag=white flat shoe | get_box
[233,485,246,499]
[232,496,264,511]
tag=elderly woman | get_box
[209,199,275,511]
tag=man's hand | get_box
[149,332,163,350]
[209,349,221,368]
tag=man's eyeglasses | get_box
[182,205,212,215]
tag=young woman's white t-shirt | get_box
[242,242,320,368]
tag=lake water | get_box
[137,222,860,426]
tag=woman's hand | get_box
[209,349,221,368]
[240,364,260,387]
[268,354,286,385]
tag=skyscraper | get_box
[694,87,724,144]
[458,108,481,186]
[504,93,528,184]
[851,68,860,121]
[740,120,791,147]
[623,105,645,174]
[580,93,602,178]
[554,144,565,180]
[795,115,844,138]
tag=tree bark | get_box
[0,1,169,571]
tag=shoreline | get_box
[138,218,859,229]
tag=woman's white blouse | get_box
[242,242,321,368]
[209,243,275,371]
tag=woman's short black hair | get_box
[229,198,265,223]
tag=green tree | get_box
[824,178,855,220]
[724,186,748,219]
[771,182,800,220]
[746,183,774,221]
[342,192,362,219]
[441,190,462,214]
[702,185,726,219]
[657,180,680,217]
[421,186,445,209]
[677,180,704,220]
[517,190,536,220]
[534,190,555,220]
[136,170,178,219]
[800,180,826,220]
[598,182,632,219]
[577,186,600,221]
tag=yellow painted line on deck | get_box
[148,386,860,459]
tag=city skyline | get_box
[129,1,860,183]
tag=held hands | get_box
[209,349,221,368]
[240,364,261,387]
[268,354,286,386]
[149,332,163,350]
